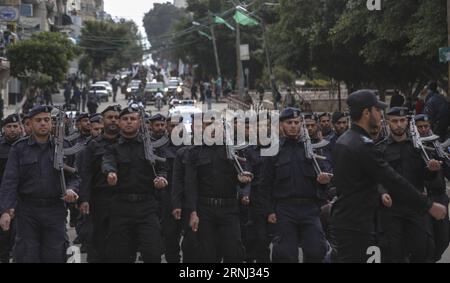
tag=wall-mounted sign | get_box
[0,6,19,22]
[240,44,250,61]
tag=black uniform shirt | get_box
[102,135,166,196]
[184,145,240,213]
[0,137,18,185]
[331,124,432,232]
[260,137,326,215]
[79,134,118,203]
[0,136,79,213]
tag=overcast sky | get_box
[104,0,170,39]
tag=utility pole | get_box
[193,19,221,84]
[209,17,222,80]
[210,14,223,99]
[261,21,275,104]
[235,4,276,102]
[235,9,245,99]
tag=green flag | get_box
[233,10,259,26]
[198,30,212,40]
[214,16,235,31]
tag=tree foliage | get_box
[153,0,447,94]
[270,0,447,93]
[7,31,78,91]
[165,0,265,84]
[79,20,143,78]
[143,2,186,61]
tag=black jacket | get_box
[184,145,241,214]
[330,124,432,232]
[260,137,328,216]
[79,135,118,203]
[377,136,436,214]
[102,135,166,196]
[0,136,79,213]
[0,137,18,186]
[171,146,192,210]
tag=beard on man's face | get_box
[105,123,120,135]
[368,113,381,133]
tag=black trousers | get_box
[88,192,113,262]
[196,204,244,263]
[430,194,450,262]
[0,218,15,263]
[329,228,376,263]
[238,203,250,261]
[161,190,182,263]
[106,197,161,263]
[14,200,67,263]
[272,202,328,263]
[246,207,271,263]
[379,208,434,263]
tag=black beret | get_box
[347,90,387,112]
[119,105,140,118]
[386,107,409,117]
[28,105,53,118]
[414,114,430,123]
[318,113,330,119]
[280,107,301,121]
[76,113,90,122]
[303,112,318,121]
[89,114,102,124]
[22,113,30,123]
[101,105,122,115]
[2,114,21,126]
[149,113,166,122]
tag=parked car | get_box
[95,81,113,96]
[89,84,109,102]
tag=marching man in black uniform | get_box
[329,112,349,150]
[0,106,79,263]
[68,113,92,145]
[415,114,450,262]
[185,113,253,263]
[330,90,447,263]
[171,113,201,263]
[244,113,273,263]
[0,114,23,263]
[79,105,121,262]
[159,114,184,263]
[377,107,441,262]
[261,108,332,263]
[102,106,168,263]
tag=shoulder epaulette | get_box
[361,135,374,145]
